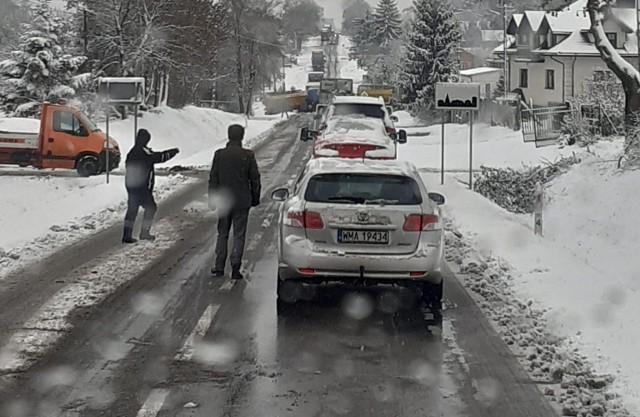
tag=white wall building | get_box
[492,0,637,106]
[459,67,503,99]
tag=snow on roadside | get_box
[103,105,281,170]
[0,175,192,281]
[0,105,282,279]
[397,116,636,414]
[397,122,622,172]
[0,214,200,383]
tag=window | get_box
[485,83,491,97]
[52,111,87,136]
[520,69,528,88]
[553,34,568,46]
[606,32,618,48]
[546,69,555,90]
[305,174,423,205]
[519,33,529,44]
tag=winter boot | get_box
[122,227,137,244]
[211,268,225,277]
[231,267,244,280]
[139,229,156,241]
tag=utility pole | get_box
[637,0,639,71]
[503,0,508,98]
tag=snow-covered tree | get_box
[0,0,88,116]
[342,0,371,37]
[372,0,402,45]
[403,0,462,113]
[492,74,505,100]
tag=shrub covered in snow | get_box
[0,0,88,117]
[474,155,580,214]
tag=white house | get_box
[460,67,503,99]
[492,0,638,106]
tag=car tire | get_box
[423,281,443,316]
[76,155,100,177]
[276,278,292,315]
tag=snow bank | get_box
[104,105,279,170]
[398,122,622,172]
[397,115,637,412]
[0,175,191,278]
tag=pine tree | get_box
[372,0,402,46]
[0,0,88,116]
[403,0,462,113]
[492,74,505,99]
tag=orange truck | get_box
[0,101,120,176]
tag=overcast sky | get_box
[317,0,414,29]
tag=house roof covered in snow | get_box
[460,67,503,76]
[544,0,590,32]
[523,11,547,32]
[535,29,638,55]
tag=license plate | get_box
[337,229,389,244]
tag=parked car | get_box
[271,158,446,314]
[302,116,404,159]
[318,96,400,135]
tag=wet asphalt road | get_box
[0,117,557,417]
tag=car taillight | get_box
[285,210,324,229]
[386,126,396,134]
[305,211,324,229]
[403,214,440,232]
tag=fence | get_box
[521,104,577,147]
[447,99,519,130]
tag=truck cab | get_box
[0,101,121,176]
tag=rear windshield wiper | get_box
[327,196,365,204]
[364,198,400,205]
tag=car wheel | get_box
[76,155,100,177]
[422,281,443,316]
[276,278,296,315]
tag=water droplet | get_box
[342,293,374,320]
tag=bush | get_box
[474,155,580,214]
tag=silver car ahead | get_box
[271,158,446,314]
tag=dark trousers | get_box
[215,209,249,271]
[124,190,157,234]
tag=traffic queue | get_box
[271,51,447,320]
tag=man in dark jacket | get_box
[122,129,179,244]
[209,124,261,280]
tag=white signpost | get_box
[435,82,481,189]
[98,77,145,184]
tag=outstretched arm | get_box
[145,147,179,164]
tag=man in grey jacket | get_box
[209,124,261,279]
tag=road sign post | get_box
[435,82,480,189]
[441,120,445,185]
[534,181,543,235]
[98,77,145,184]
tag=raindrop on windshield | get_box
[342,293,374,320]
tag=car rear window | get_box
[333,104,384,119]
[305,174,422,205]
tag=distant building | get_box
[460,67,503,99]
[459,49,476,70]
